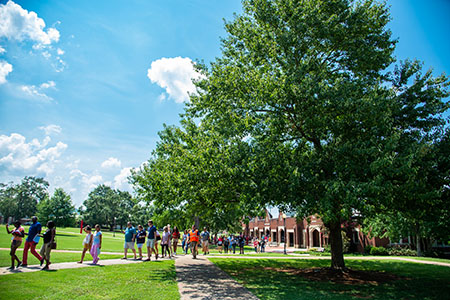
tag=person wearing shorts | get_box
[78,226,93,263]
[145,220,157,261]
[200,227,210,255]
[6,221,25,270]
[188,225,200,258]
[40,221,56,270]
[136,225,146,260]
[122,222,136,259]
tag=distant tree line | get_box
[0,176,157,230]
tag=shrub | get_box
[370,246,388,256]
[388,247,417,256]
[364,245,373,255]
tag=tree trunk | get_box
[194,216,200,229]
[329,221,345,269]
[416,234,423,256]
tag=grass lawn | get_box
[210,258,450,300]
[1,226,126,252]
[0,249,122,267]
[0,260,179,300]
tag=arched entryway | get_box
[312,229,320,247]
[280,229,285,243]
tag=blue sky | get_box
[1,0,449,207]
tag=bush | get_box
[388,247,417,256]
[370,246,388,256]
[364,245,373,255]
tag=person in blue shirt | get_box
[144,220,157,261]
[136,225,146,260]
[22,216,43,267]
[122,222,137,259]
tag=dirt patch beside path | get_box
[263,267,406,285]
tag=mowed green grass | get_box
[0,249,122,267]
[209,258,450,300]
[0,260,179,300]
[1,226,126,252]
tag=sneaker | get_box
[143,258,150,261]
[156,254,159,259]
[21,264,28,267]
[7,266,14,270]
[77,261,83,264]
[137,257,142,260]
[16,261,22,268]
[121,257,127,260]
[42,266,49,270]
[40,259,44,266]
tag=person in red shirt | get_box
[172,226,180,255]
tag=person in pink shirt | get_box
[6,221,25,270]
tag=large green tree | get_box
[82,185,134,229]
[185,0,448,269]
[37,188,76,227]
[131,119,264,233]
[0,177,49,220]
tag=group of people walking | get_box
[6,217,258,270]
[6,216,56,270]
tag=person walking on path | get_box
[172,226,180,255]
[161,226,172,258]
[217,236,223,254]
[6,221,25,270]
[200,227,210,255]
[260,236,266,253]
[78,225,93,263]
[188,225,200,259]
[231,235,237,254]
[155,228,161,257]
[145,220,157,261]
[181,229,188,255]
[136,225,146,260]
[239,234,245,255]
[40,221,56,270]
[223,235,229,254]
[122,222,137,260]
[22,216,42,267]
[90,224,102,264]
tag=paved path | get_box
[175,254,259,300]
[0,258,147,275]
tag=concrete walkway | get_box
[175,254,259,300]
[0,258,146,276]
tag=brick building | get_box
[243,210,389,252]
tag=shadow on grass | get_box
[210,259,450,300]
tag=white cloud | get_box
[158,93,166,102]
[0,60,13,84]
[57,48,64,55]
[101,157,122,169]
[0,46,5,53]
[20,80,56,102]
[39,124,61,135]
[113,167,132,190]
[0,133,67,176]
[40,80,56,89]
[69,169,103,192]
[0,1,60,46]
[147,56,203,103]
[21,84,53,102]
